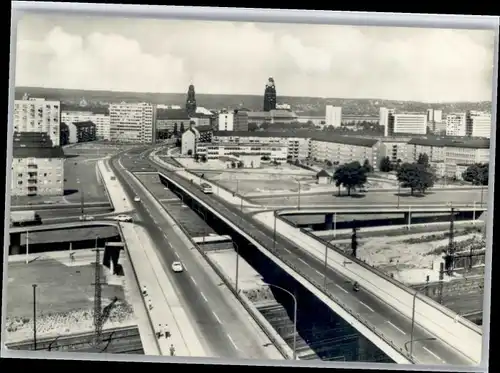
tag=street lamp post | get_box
[25,231,30,264]
[404,337,436,359]
[233,241,240,293]
[264,282,297,360]
[397,183,401,208]
[273,211,277,250]
[323,241,329,288]
[32,284,37,350]
[409,286,430,358]
[297,180,301,210]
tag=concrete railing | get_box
[97,160,115,212]
[272,210,482,365]
[131,173,292,360]
[156,170,415,364]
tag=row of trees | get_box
[331,160,373,196]
[462,163,489,186]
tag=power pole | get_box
[81,191,85,216]
[445,208,455,275]
[91,244,105,347]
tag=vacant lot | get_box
[5,256,132,342]
[333,226,485,285]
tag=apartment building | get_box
[309,133,381,170]
[247,110,298,124]
[379,139,410,163]
[217,112,235,131]
[392,113,427,135]
[325,105,342,127]
[212,131,310,159]
[181,125,212,155]
[67,121,97,144]
[380,107,396,136]
[466,111,492,138]
[11,132,65,197]
[196,142,288,162]
[109,102,154,144]
[446,113,467,137]
[61,111,110,140]
[155,108,191,133]
[233,110,249,131]
[13,98,61,146]
[406,137,490,180]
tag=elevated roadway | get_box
[148,161,482,367]
[111,153,283,360]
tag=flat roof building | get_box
[14,98,61,146]
[109,102,154,144]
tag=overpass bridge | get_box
[154,168,483,367]
[275,206,487,230]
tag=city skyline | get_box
[15,14,496,103]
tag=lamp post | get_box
[197,209,208,245]
[409,286,430,358]
[297,180,302,210]
[323,241,329,288]
[233,241,240,293]
[25,231,30,264]
[264,282,297,360]
[404,337,436,359]
[397,183,401,208]
[273,211,277,251]
[32,284,37,350]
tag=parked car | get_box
[114,215,133,222]
[134,196,141,202]
[79,215,95,221]
[171,261,184,273]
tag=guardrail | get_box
[132,174,293,360]
[155,169,415,364]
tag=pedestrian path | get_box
[97,160,133,214]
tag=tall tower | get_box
[185,84,197,117]
[263,77,277,112]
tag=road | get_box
[150,164,475,366]
[111,153,277,359]
[35,207,114,222]
[249,189,488,208]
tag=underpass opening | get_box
[161,175,395,363]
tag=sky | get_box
[14,13,497,102]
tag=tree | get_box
[379,156,392,172]
[187,149,193,156]
[194,153,200,162]
[231,161,236,168]
[325,160,333,167]
[173,123,178,137]
[179,122,185,134]
[462,163,489,185]
[201,155,207,162]
[261,155,270,161]
[351,228,358,258]
[417,153,430,168]
[237,161,244,168]
[397,162,436,195]
[362,159,373,173]
[333,161,368,196]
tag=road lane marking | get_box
[298,258,308,266]
[174,252,179,258]
[335,284,348,293]
[227,334,239,350]
[200,292,208,302]
[423,346,445,363]
[315,269,323,276]
[190,276,197,286]
[212,311,222,324]
[359,301,375,312]
[387,321,406,335]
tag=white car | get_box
[114,215,133,222]
[134,196,141,202]
[171,261,183,273]
[79,215,95,221]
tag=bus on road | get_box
[11,210,42,227]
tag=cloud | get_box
[14,17,496,102]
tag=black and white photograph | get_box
[3,3,498,371]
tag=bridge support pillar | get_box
[10,232,21,255]
[404,212,412,229]
[324,213,334,230]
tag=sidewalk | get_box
[120,223,206,357]
[97,159,133,214]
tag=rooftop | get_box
[194,125,213,133]
[13,132,65,158]
[408,137,490,149]
[316,169,332,177]
[310,132,380,147]
[213,130,312,139]
[156,108,190,120]
[72,121,96,128]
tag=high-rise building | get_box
[185,84,197,117]
[380,107,395,136]
[13,98,61,146]
[263,77,277,112]
[434,110,443,123]
[109,102,154,144]
[233,110,249,131]
[426,109,434,122]
[11,132,65,197]
[217,111,234,131]
[446,113,467,137]
[325,106,342,127]
[392,113,427,135]
[61,111,111,140]
[466,111,492,138]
